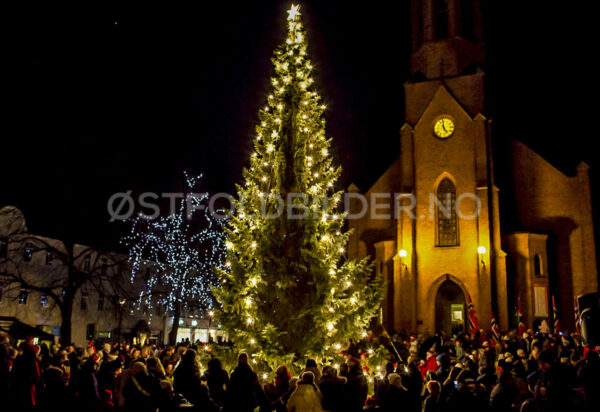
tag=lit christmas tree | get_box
[214,5,383,367]
[123,173,226,344]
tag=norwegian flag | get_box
[574,296,581,334]
[467,294,479,334]
[518,298,526,336]
[491,311,501,342]
[552,295,560,334]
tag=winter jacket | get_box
[319,376,346,412]
[225,363,266,412]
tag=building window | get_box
[45,252,53,265]
[434,0,449,40]
[436,178,459,246]
[98,292,104,311]
[80,291,88,311]
[460,0,476,40]
[0,238,7,258]
[41,294,49,308]
[18,289,28,304]
[83,255,91,272]
[24,242,33,262]
[534,254,543,276]
[86,324,95,341]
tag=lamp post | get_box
[207,310,214,343]
[477,246,487,266]
[397,249,408,275]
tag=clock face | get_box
[433,117,455,139]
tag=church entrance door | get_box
[435,279,466,335]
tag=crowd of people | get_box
[0,327,599,412]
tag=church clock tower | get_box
[347,0,509,334]
[349,0,597,336]
[396,0,507,333]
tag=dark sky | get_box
[3,1,598,250]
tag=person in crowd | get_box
[203,356,230,408]
[319,365,346,412]
[263,364,292,411]
[286,370,323,412]
[78,356,101,410]
[422,380,442,412]
[11,339,42,409]
[38,355,68,410]
[302,359,321,383]
[172,348,220,411]
[225,352,266,412]
[344,357,368,411]
[380,373,410,412]
[121,361,154,411]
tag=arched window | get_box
[437,178,458,246]
[534,254,543,276]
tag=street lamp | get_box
[207,310,214,343]
[478,246,487,266]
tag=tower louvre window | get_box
[534,254,543,276]
[460,0,476,40]
[434,0,449,40]
[436,178,458,246]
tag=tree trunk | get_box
[60,294,74,345]
[168,301,181,345]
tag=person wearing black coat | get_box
[203,357,229,408]
[225,352,266,412]
[78,357,101,411]
[319,365,346,412]
[39,356,68,410]
[122,361,155,411]
[172,349,220,412]
[344,358,368,412]
[380,373,411,412]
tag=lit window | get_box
[23,242,33,262]
[41,294,49,308]
[18,289,28,304]
[436,178,458,246]
[45,252,53,265]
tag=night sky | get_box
[3,1,598,251]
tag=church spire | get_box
[410,0,485,80]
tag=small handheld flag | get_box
[467,294,479,334]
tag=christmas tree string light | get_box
[213,5,383,368]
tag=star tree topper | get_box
[287,4,301,21]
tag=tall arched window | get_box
[437,178,458,246]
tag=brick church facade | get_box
[347,0,598,334]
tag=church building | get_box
[347,0,598,334]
